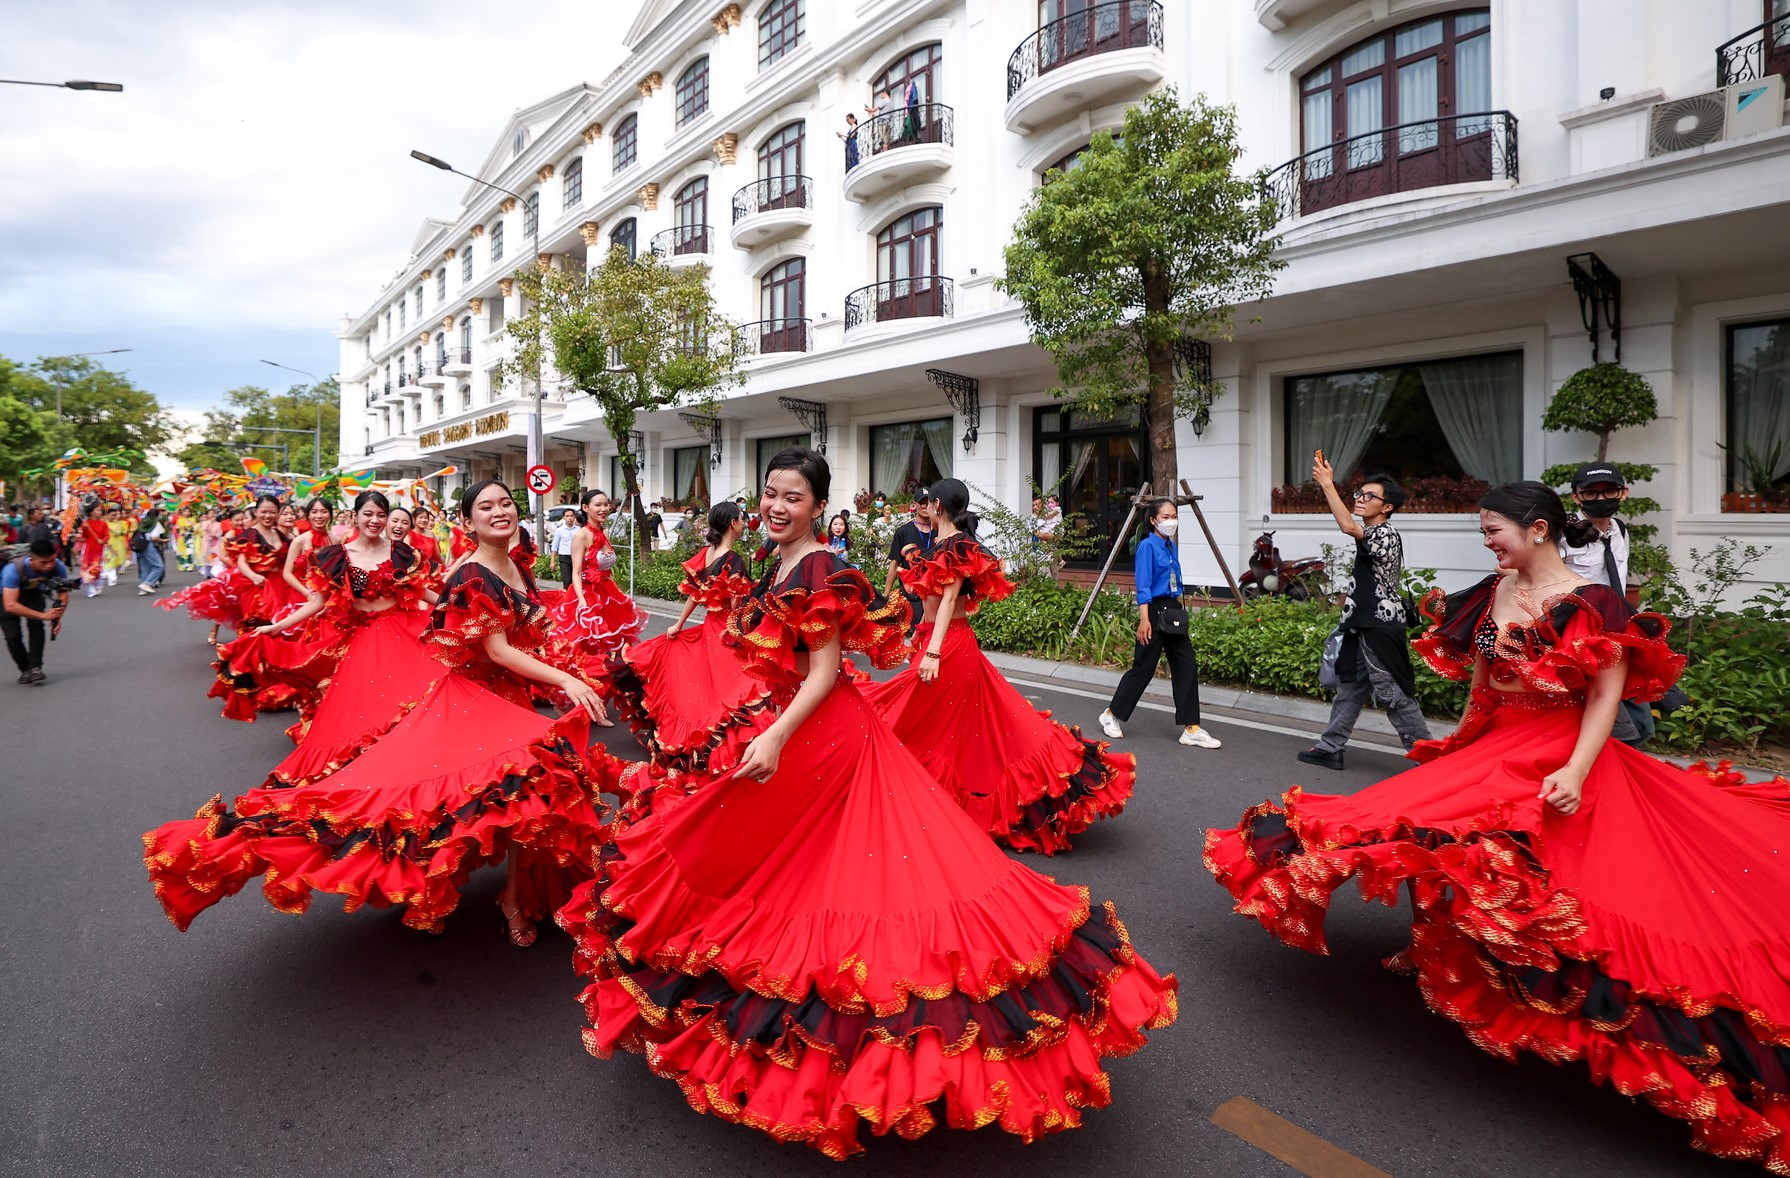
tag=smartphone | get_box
[1314,448,1325,463]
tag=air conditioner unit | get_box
[1648,76,1785,156]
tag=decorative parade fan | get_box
[1647,92,1725,154]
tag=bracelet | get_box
[923,650,941,660]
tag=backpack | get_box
[130,529,149,554]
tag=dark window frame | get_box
[675,56,711,127]
[611,217,637,261]
[1724,315,1790,501]
[613,114,639,172]
[672,177,710,254]
[758,0,805,68]
[490,220,504,262]
[873,42,942,104]
[563,156,583,206]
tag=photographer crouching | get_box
[3,540,75,686]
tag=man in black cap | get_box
[1559,461,1656,745]
[883,489,934,625]
[1559,462,1630,592]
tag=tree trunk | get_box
[1595,429,1610,462]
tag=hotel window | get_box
[613,114,638,172]
[611,217,637,262]
[523,192,539,237]
[459,317,472,357]
[563,157,583,206]
[435,269,446,300]
[672,444,711,505]
[755,433,810,487]
[672,177,709,254]
[873,42,942,105]
[758,0,805,68]
[1725,317,1790,505]
[675,57,710,127]
[869,418,953,500]
[757,121,805,207]
[398,301,406,331]
[490,220,504,262]
[461,246,473,283]
[873,206,944,320]
[1281,351,1522,504]
[414,284,424,315]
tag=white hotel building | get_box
[337,0,1790,593]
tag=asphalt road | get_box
[0,568,1745,1178]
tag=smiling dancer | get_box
[145,479,612,946]
[541,489,644,719]
[1206,481,1790,1172]
[860,479,1133,853]
[559,448,1177,1157]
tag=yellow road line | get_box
[1211,1097,1392,1178]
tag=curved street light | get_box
[0,78,124,91]
[259,360,327,476]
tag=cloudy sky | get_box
[1,0,633,422]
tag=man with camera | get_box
[4,539,73,686]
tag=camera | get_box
[43,576,80,594]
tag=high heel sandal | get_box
[499,899,537,949]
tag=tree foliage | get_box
[1541,362,1658,461]
[176,381,341,476]
[0,355,172,492]
[1000,89,1284,493]
[502,250,741,546]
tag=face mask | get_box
[1579,498,1621,519]
[1157,519,1179,538]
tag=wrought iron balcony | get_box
[734,318,812,356]
[650,224,713,258]
[847,102,954,173]
[731,176,813,223]
[843,277,954,330]
[383,381,393,395]
[1717,10,1790,86]
[1006,1,1163,101]
[1263,110,1518,222]
[398,372,411,387]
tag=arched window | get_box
[413,346,423,377]
[563,157,583,206]
[758,0,805,68]
[675,57,710,127]
[1297,10,1492,206]
[673,178,710,254]
[435,334,446,366]
[461,245,473,283]
[522,192,539,237]
[435,268,446,300]
[874,206,944,320]
[414,284,424,314]
[874,43,942,106]
[758,257,806,352]
[459,317,472,359]
[613,114,638,172]
[490,220,504,262]
[398,300,407,330]
[611,217,637,261]
[757,122,805,208]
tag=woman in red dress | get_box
[861,479,1133,854]
[405,505,444,585]
[542,489,644,711]
[1206,481,1790,1172]
[603,501,771,777]
[209,497,342,722]
[77,508,109,596]
[558,448,1177,1158]
[144,479,612,946]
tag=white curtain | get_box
[872,424,917,497]
[1346,77,1383,165]
[1287,371,1396,481]
[1730,322,1790,482]
[1302,91,1333,179]
[1454,33,1492,136]
[1419,353,1524,485]
[920,417,954,479]
[1398,59,1438,152]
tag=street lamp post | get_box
[0,79,124,92]
[410,149,546,530]
[259,359,327,476]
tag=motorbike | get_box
[1237,531,1325,600]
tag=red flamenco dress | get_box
[557,551,1178,1159]
[542,523,647,677]
[604,548,772,775]
[208,540,344,723]
[861,534,1134,855]
[1204,576,1790,1172]
[261,542,445,786]
[143,557,607,934]
[159,526,290,632]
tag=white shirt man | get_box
[553,515,578,556]
[1557,462,1630,592]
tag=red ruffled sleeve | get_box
[427,563,535,670]
[726,552,910,687]
[1501,585,1683,702]
[898,534,1014,613]
[1411,574,1499,682]
[678,550,755,612]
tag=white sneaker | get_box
[1180,725,1222,749]
[103,570,117,586]
[137,583,155,595]
[83,583,98,598]
[1097,709,1124,739]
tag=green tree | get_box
[173,381,341,477]
[175,408,247,474]
[0,354,171,485]
[999,89,1284,494]
[502,250,741,548]
[0,392,56,495]
[1539,362,1667,585]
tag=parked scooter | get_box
[1237,531,1325,600]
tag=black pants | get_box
[2,609,45,674]
[1108,598,1201,726]
[558,555,574,586]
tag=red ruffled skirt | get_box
[158,572,245,629]
[543,571,646,677]
[143,672,607,934]
[604,609,774,776]
[860,619,1134,854]
[265,607,444,787]
[557,678,1177,1159]
[208,608,345,723]
[1204,693,1790,1172]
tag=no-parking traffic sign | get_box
[525,464,556,496]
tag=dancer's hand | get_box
[918,651,940,683]
[248,572,265,586]
[560,677,603,716]
[730,729,786,783]
[667,620,682,634]
[1539,764,1585,815]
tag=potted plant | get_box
[1719,440,1790,513]
[1540,362,1666,586]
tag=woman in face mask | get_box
[1099,498,1220,749]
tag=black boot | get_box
[1297,746,1344,771]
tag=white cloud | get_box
[0,0,633,384]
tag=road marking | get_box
[1212,1097,1392,1178]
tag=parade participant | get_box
[230,495,298,627]
[1204,480,1790,1173]
[3,540,70,686]
[408,506,442,577]
[541,488,642,718]
[102,505,130,587]
[861,479,1133,854]
[881,491,933,621]
[77,506,109,597]
[132,508,167,595]
[144,479,610,946]
[552,508,579,585]
[198,509,224,577]
[244,490,445,785]
[281,498,337,597]
[1298,456,1430,770]
[602,501,767,776]
[558,448,1177,1157]
[158,500,277,641]
[1099,498,1221,749]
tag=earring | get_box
[1533,535,1544,545]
